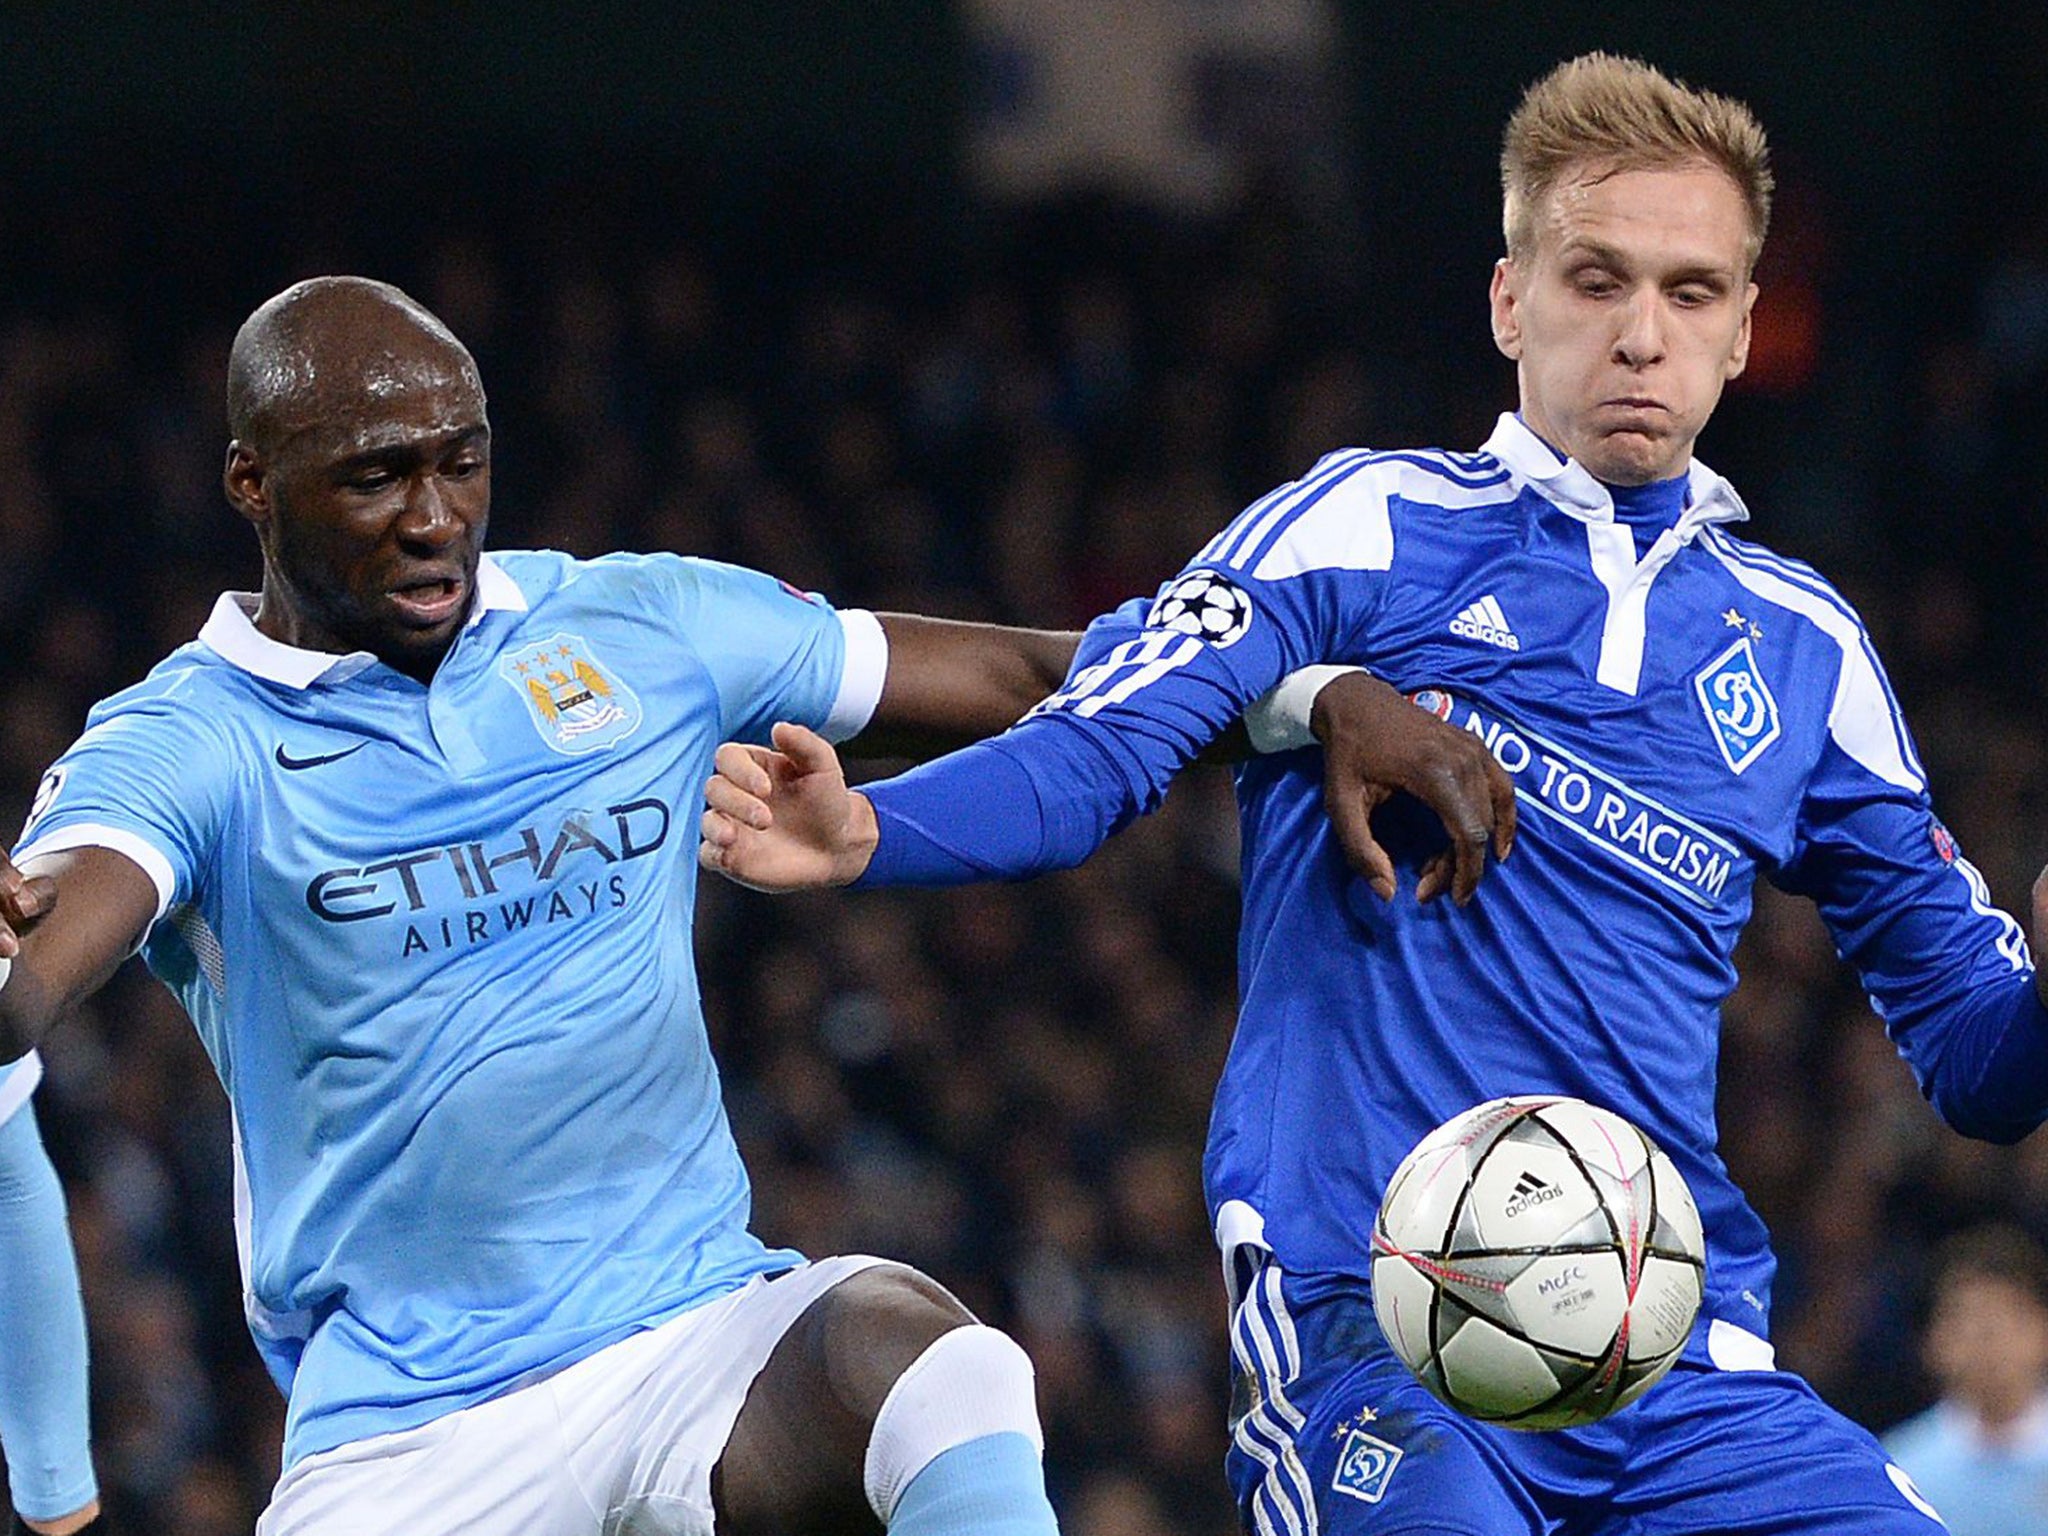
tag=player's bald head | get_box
[226,276,484,456]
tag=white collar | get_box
[1481,412,1749,531]
[197,553,529,688]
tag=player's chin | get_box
[1585,429,1683,486]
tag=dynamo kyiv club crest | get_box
[499,632,642,755]
[1693,636,1780,775]
[1332,1427,1403,1504]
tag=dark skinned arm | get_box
[840,614,1078,761]
[0,847,160,1063]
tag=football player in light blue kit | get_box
[701,53,2040,1535]
[0,1054,102,1535]
[0,275,1095,1536]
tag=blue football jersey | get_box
[12,550,886,1465]
[861,413,2041,1367]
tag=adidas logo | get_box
[1449,594,1520,652]
[1503,1170,1562,1217]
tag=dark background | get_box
[2,3,2047,1530]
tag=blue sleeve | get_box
[0,1100,97,1523]
[860,472,1385,886]
[1775,737,2046,1143]
[643,556,861,746]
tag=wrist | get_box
[839,791,880,885]
[1245,665,1369,754]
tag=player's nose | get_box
[1611,288,1667,368]
[395,473,465,548]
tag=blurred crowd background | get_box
[3,2,2048,1530]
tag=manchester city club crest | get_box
[499,633,643,755]
[1693,636,1781,774]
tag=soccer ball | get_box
[1370,1095,1705,1430]
[1147,570,1253,647]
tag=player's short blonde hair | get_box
[1501,53,1773,273]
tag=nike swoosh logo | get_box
[274,742,368,771]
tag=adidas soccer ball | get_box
[1370,1095,1705,1430]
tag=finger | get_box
[703,774,772,830]
[712,741,775,797]
[1327,779,1396,900]
[769,721,838,776]
[1416,849,1453,905]
[0,880,45,925]
[20,875,55,919]
[1488,761,1518,862]
[699,807,740,851]
[1444,793,1492,905]
[1406,759,1493,904]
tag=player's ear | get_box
[1490,259,1523,361]
[224,441,271,529]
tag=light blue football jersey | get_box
[12,550,885,1465]
[859,413,2043,1376]
[0,1053,39,1129]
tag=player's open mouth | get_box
[389,576,467,626]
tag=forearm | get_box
[853,618,1081,761]
[857,722,1144,888]
[1894,972,2048,1144]
[0,1109,97,1525]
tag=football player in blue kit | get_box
[700,53,2036,1535]
[0,275,1508,1533]
[0,1055,102,1535]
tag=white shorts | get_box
[258,1254,891,1536]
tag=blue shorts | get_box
[1224,1255,1947,1536]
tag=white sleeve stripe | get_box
[1200,479,1296,565]
[15,824,178,926]
[1072,636,1203,716]
[1207,449,1372,569]
[0,1052,43,1126]
[1224,450,1373,570]
[822,608,888,743]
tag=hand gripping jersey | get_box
[12,551,885,1466]
[858,413,2048,1366]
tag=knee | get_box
[811,1264,977,1408]
[864,1321,1044,1523]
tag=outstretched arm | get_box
[703,672,1518,902]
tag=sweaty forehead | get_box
[237,285,487,454]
